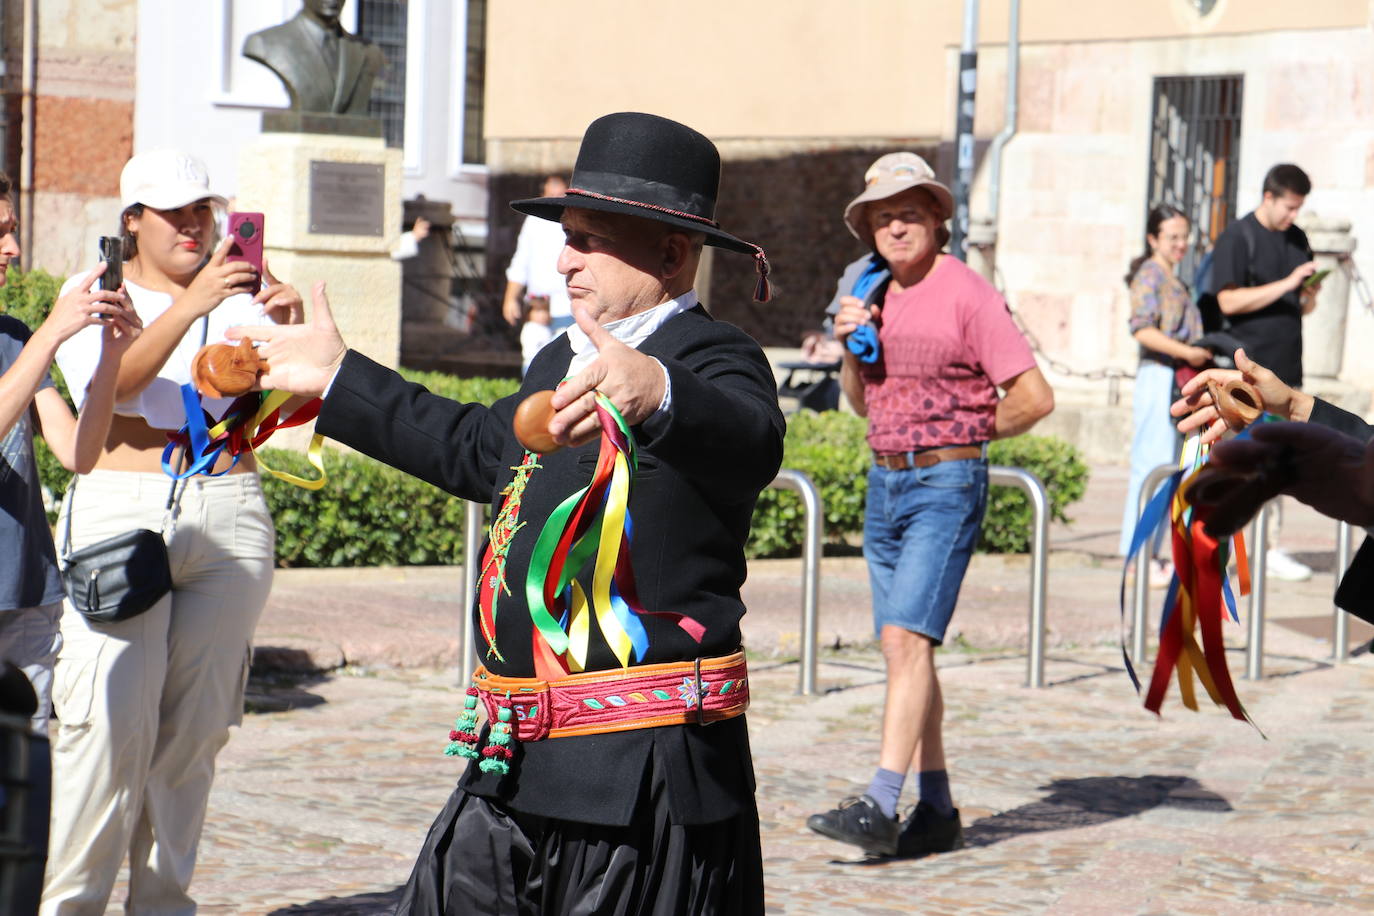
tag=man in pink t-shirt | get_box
[807,153,1054,858]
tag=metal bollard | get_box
[1244,503,1271,680]
[768,470,823,696]
[458,499,485,684]
[988,466,1050,688]
[1332,520,1354,661]
[1130,463,1179,667]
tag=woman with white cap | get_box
[44,150,303,914]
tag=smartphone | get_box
[226,211,264,295]
[97,236,123,293]
[1302,267,1332,290]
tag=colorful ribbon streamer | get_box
[1120,432,1255,728]
[474,390,705,681]
[162,384,327,490]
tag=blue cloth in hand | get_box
[843,255,888,364]
[846,324,880,363]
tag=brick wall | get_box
[26,41,136,274]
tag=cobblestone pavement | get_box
[88,464,1374,912]
[98,640,1374,915]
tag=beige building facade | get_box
[8,0,138,274]
[485,0,1374,426]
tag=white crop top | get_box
[55,270,272,431]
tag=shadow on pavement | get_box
[268,886,404,915]
[244,666,331,714]
[835,773,1231,867]
[964,774,1231,848]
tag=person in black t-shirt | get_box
[1208,162,1321,581]
[1209,163,1319,388]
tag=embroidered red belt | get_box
[445,652,749,769]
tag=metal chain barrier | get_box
[984,261,1135,405]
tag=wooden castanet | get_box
[1206,378,1263,433]
[191,338,265,398]
[513,389,560,454]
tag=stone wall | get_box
[981,26,1374,406]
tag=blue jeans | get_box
[1118,360,1180,558]
[864,458,988,644]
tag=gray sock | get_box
[865,768,905,819]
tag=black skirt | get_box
[396,759,764,916]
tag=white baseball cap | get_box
[119,149,229,211]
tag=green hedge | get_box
[3,268,72,521]
[0,266,65,331]
[30,342,1088,562]
[396,368,520,405]
[262,371,519,567]
[260,447,472,567]
[747,410,870,557]
[982,435,1089,552]
[746,409,1089,557]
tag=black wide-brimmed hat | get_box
[512,112,771,301]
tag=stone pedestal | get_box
[236,132,403,369]
[1300,214,1357,381]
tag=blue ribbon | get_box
[160,384,240,479]
[1117,469,1183,691]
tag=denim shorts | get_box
[864,457,989,644]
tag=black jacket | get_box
[317,305,786,824]
[1308,399,1374,623]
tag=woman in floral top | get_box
[1118,206,1210,580]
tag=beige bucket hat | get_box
[843,152,954,247]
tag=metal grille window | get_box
[358,0,407,148]
[1145,75,1243,281]
[462,0,486,165]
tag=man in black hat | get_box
[231,112,783,914]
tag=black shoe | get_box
[896,801,964,857]
[806,794,899,856]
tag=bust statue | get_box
[243,0,385,116]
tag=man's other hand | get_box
[547,303,666,448]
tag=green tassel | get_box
[479,703,515,774]
[445,687,483,759]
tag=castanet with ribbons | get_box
[1121,377,1266,728]
[490,387,705,683]
[160,340,327,489]
[453,385,712,773]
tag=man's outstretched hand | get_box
[546,303,666,448]
[227,281,347,398]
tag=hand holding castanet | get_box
[191,338,266,398]
[1205,378,1262,433]
[513,389,560,453]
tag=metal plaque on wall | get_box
[308,161,385,236]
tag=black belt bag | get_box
[60,471,182,625]
[62,528,172,623]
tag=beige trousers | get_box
[42,470,274,916]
